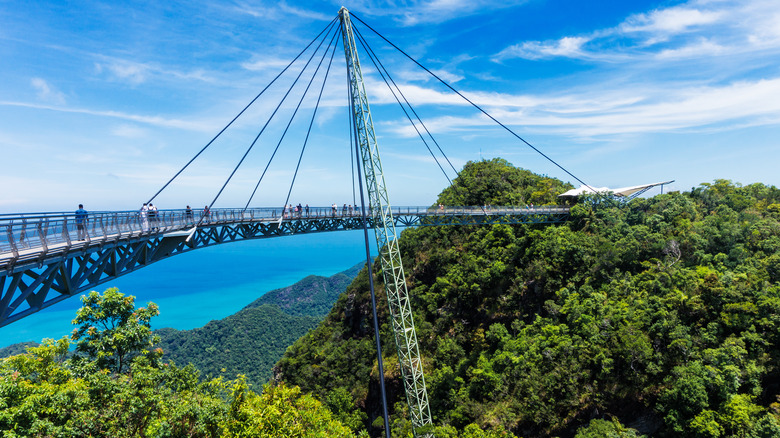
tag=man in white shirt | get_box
[140,203,149,232]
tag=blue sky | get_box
[2,0,780,213]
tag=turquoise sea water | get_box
[0,230,378,348]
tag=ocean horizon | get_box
[0,230,379,348]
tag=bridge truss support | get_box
[0,208,568,327]
[339,7,433,435]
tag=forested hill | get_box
[155,263,362,387]
[243,262,363,316]
[276,158,780,437]
[0,342,39,359]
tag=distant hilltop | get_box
[154,262,364,387]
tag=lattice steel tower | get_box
[339,7,433,435]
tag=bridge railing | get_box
[0,208,277,260]
[418,205,570,215]
[0,205,569,261]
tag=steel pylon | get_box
[338,7,433,436]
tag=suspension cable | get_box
[243,29,341,210]
[354,25,459,177]
[146,17,338,205]
[353,27,454,186]
[355,26,471,203]
[281,31,339,212]
[200,24,338,221]
[350,13,595,192]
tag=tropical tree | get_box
[222,377,357,437]
[1,288,360,437]
[70,287,161,374]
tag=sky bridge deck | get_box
[0,205,569,327]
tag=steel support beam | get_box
[339,8,432,435]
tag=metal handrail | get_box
[0,205,570,258]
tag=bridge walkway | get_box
[0,205,569,327]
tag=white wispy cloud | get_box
[98,60,150,84]
[363,75,620,110]
[241,56,297,72]
[233,1,333,22]
[384,76,780,138]
[232,2,278,19]
[395,67,465,84]
[620,5,724,36]
[494,0,780,61]
[0,101,216,131]
[30,78,66,104]
[655,38,726,59]
[744,1,780,47]
[441,0,780,143]
[95,58,213,85]
[278,2,333,21]
[349,0,527,26]
[495,36,590,61]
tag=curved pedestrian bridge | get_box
[0,205,568,327]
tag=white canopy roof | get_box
[559,180,674,198]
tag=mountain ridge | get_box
[154,262,364,386]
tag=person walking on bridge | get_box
[148,203,158,231]
[140,203,149,232]
[75,204,88,240]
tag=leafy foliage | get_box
[70,287,161,374]
[276,160,780,437]
[156,305,319,387]
[574,418,643,437]
[222,377,356,437]
[0,289,358,437]
[436,158,573,206]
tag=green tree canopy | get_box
[70,287,161,374]
[278,173,780,437]
[436,158,573,206]
[1,288,360,437]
